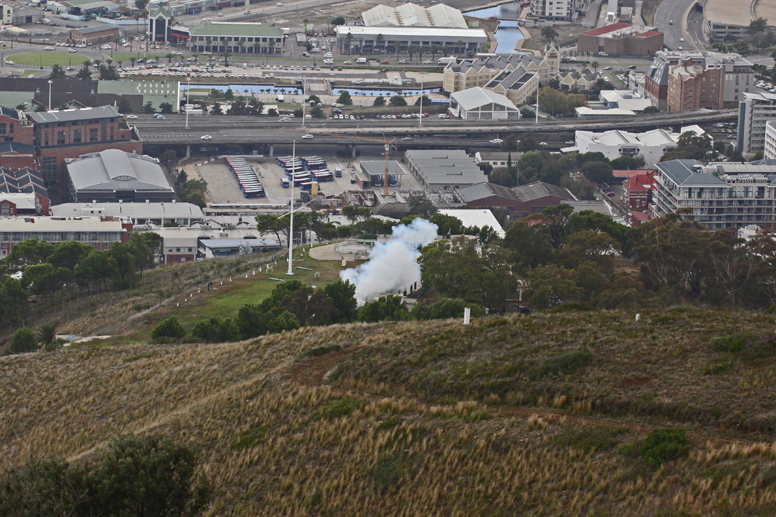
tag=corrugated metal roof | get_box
[438,208,505,237]
[362,3,467,28]
[51,202,204,220]
[451,87,517,111]
[66,150,173,193]
[515,181,575,202]
[190,22,284,38]
[405,149,486,186]
[28,105,119,124]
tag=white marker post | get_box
[463,307,471,325]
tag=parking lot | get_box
[197,153,425,205]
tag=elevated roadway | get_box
[134,109,737,149]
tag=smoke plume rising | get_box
[340,218,438,301]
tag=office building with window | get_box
[189,22,284,54]
[0,216,130,258]
[29,106,143,188]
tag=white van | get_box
[356,57,367,64]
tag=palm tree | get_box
[376,33,384,52]
[455,39,464,54]
[130,56,136,66]
[206,37,212,51]
[238,37,246,54]
[220,37,227,52]
[165,53,173,63]
[253,41,260,54]
[591,61,599,73]
[345,32,353,54]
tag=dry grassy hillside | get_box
[3,310,776,516]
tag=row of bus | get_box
[225,156,265,198]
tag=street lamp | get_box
[418,72,424,127]
[287,139,296,276]
[301,76,306,129]
[47,80,52,110]
[185,77,190,128]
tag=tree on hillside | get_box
[660,132,716,162]
[337,90,353,105]
[749,17,768,34]
[541,26,559,43]
[4,328,37,355]
[373,95,386,107]
[390,95,407,106]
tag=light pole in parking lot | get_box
[185,77,190,129]
[47,80,52,110]
[287,139,296,276]
[418,72,424,127]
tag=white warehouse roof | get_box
[438,208,505,237]
[336,25,488,42]
[362,3,467,28]
[50,202,204,221]
[451,87,518,111]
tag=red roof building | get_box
[623,171,655,214]
[577,23,663,57]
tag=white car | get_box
[102,44,111,50]
[68,48,77,53]
[201,135,212,140]
[44,46,54,51]
[422,60,432,64]
[77,44,87,48]
[126,115,138,119]
[539,141,548,146]
[343,60,351,64]
[489,138,503,144]
[302,134,314,139]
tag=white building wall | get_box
[765,120,776,160]
[575,133,677,166]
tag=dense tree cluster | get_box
[0,235,159,333]
[421,204,776,312]
[0,434,210,516]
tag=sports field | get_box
[7,52,91,67]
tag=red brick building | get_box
[29,106,143,188]
[667,59,725,112]
[456,181,576,217]
[0,167,50,214]
[0,142,37,171]
[577,23,664,57]
[622,171,655,214]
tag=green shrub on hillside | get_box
[528,350,593,380]
[711,332,776,360]
[4,328,38,355]
[638,428,691,467]
[151,316,187,342]
[192,316,241,343]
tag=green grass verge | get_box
[20,70,40,77]
[8,52,91,66]
[122,250,346,342]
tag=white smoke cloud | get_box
[340,218,438,301]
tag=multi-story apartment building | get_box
[651,159,776,229]
[530,0,573,21]
[0,216,131,258]
[622,171,655,213]
[645,51,753,110]
[29,106,143,188]
[443,47,559,92]
[666,58,725,112]
[737,92,776,156]
[0,105,34,146]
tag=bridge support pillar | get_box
[268,144,274,157]
[351,144,357,158]
[185,144,190,159]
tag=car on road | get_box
[607,191,615,197]
[343,60,351,64]
[201,135,212,140]
[154,114,165,119]
[398,59,407,64]
[489,138,503,144]
[669,19,673,24]
[422,60,432,64]
[628,65,637,69]
[302,134,314,139]
[102,44,111,50]
[402,136,412,140]
[68,48,77,53]
[380,60,389,64]
[604,66,613,70]
[539,141,547,146]
[218,12,224,16]
[126,115,138,119]
[44,46,53,51]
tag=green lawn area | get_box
[121,250,348,343]
[20,70,40,77]
[8,52,91,67]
